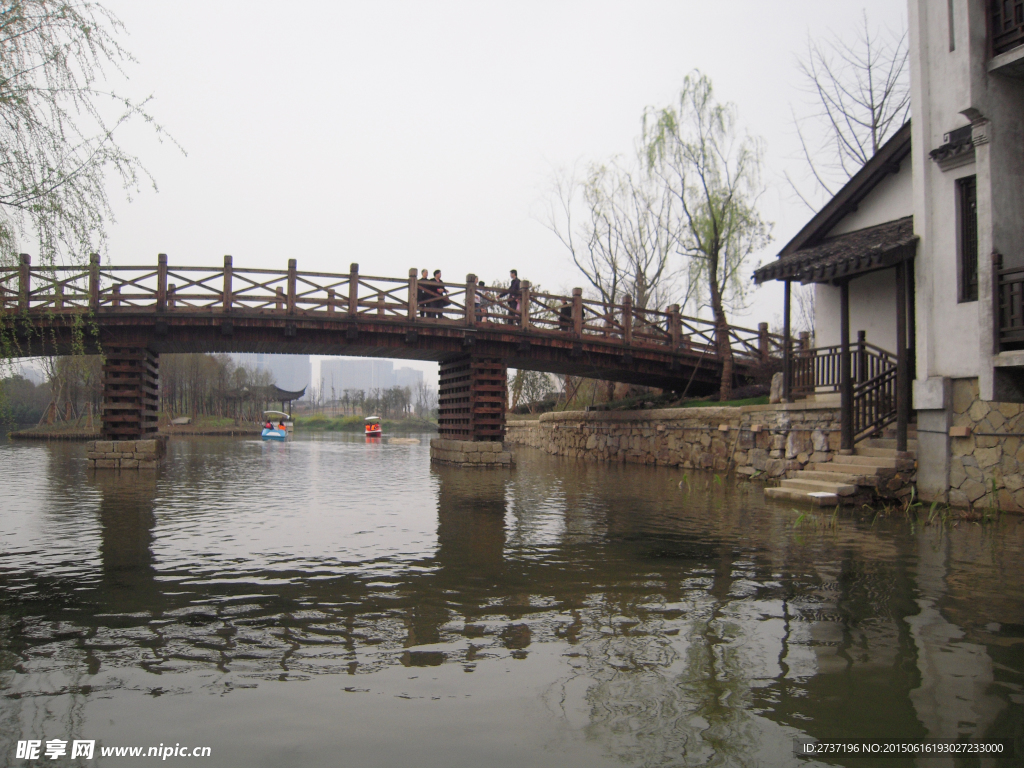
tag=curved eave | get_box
[753,238,918,285]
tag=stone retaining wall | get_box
[948,378,1024,511]
[86,438,166,470]
[506,402,842,479]
[430,438,514,468]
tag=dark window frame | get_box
[957,175,978,303]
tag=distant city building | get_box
[233,354,311,393]
[319,357,424,394]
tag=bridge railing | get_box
[1,255,786,363]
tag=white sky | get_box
[87,1,908,390]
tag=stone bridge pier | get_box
[431,353,514,468]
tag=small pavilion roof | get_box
[752,217,917,285]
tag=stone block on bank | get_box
[94,441,113,453]
[120,459,139,469]
[139,460,158,470]
[114,441,136,453]
[95,459,117,469]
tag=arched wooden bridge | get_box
[1,254,783,441]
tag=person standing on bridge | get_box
[429,269,449,319]
[417,269,431,318]
[502,269,521,325]
[477,280,491,322]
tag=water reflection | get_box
[0,434,1022,766]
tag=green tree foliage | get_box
[0,372,51,422]
[508,369,553,414]
[0,0,174,266]
[642,72,771,400]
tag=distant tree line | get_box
[1,353,286,425]
[308,380,438,420]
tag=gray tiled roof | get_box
[753,216,916,284]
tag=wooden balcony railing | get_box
[991,0,1024,57]
[995,253,1024,349]
[791,334,896,397]
[789,333,899,440]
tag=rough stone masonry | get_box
[86,438,166,470]
[429,438,514,468]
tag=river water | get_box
[0,432,1022,767]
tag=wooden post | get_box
[758,322,769,363]
[840,280,853,452]
[895,261,909,453]
[799,331,810,352]
[668,304,681,348]
[327,288,336,314]
[275,286,284,311]
[856,330,867,384]
[571,288,583,337]
[348,263,359,316]
[287,258,297,314]
[377,289,385,317]
[88,253,100,311]
[993,251,1003,354]
[111,284,121,308]
[465,273,477,326]
[18,253,29,311]
[54,280,64,310]
[622,295,632,346]
[408,268,418,320]
[223,255,233,313]
[520,280,531,329]
[168,284,176,309]
[156,254,168,312]
[783,280,792,402]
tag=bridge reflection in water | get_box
[2,255,785,441]
[0,434,1020,765]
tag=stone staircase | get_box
[764,429,917,506]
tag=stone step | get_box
[809,462,884,478]
[855,446,917,459]
[779,478,858,496]
[764,487,840,506]
[860,437,918,451]
[834,454,899,469]
[790,469,863,483]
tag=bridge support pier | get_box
[89,346,165,470]
[432,354,513,467]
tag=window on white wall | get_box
[957,175,978,302]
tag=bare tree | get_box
[545,156,690,312]
[787,12,910,209]
[643,72,772,401]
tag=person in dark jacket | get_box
[417,268,431,318]
[503,269,521,325]
[429,269,449,318]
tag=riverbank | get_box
[294,415,437,433]
[7,415,263,440]
[506,401,844,479]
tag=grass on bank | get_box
[294,415,437,433]
[507,394,769,420]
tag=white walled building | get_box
[755,0,1024,507]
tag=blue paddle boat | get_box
[261,410,291,441]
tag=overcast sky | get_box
[88,1,908,388]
